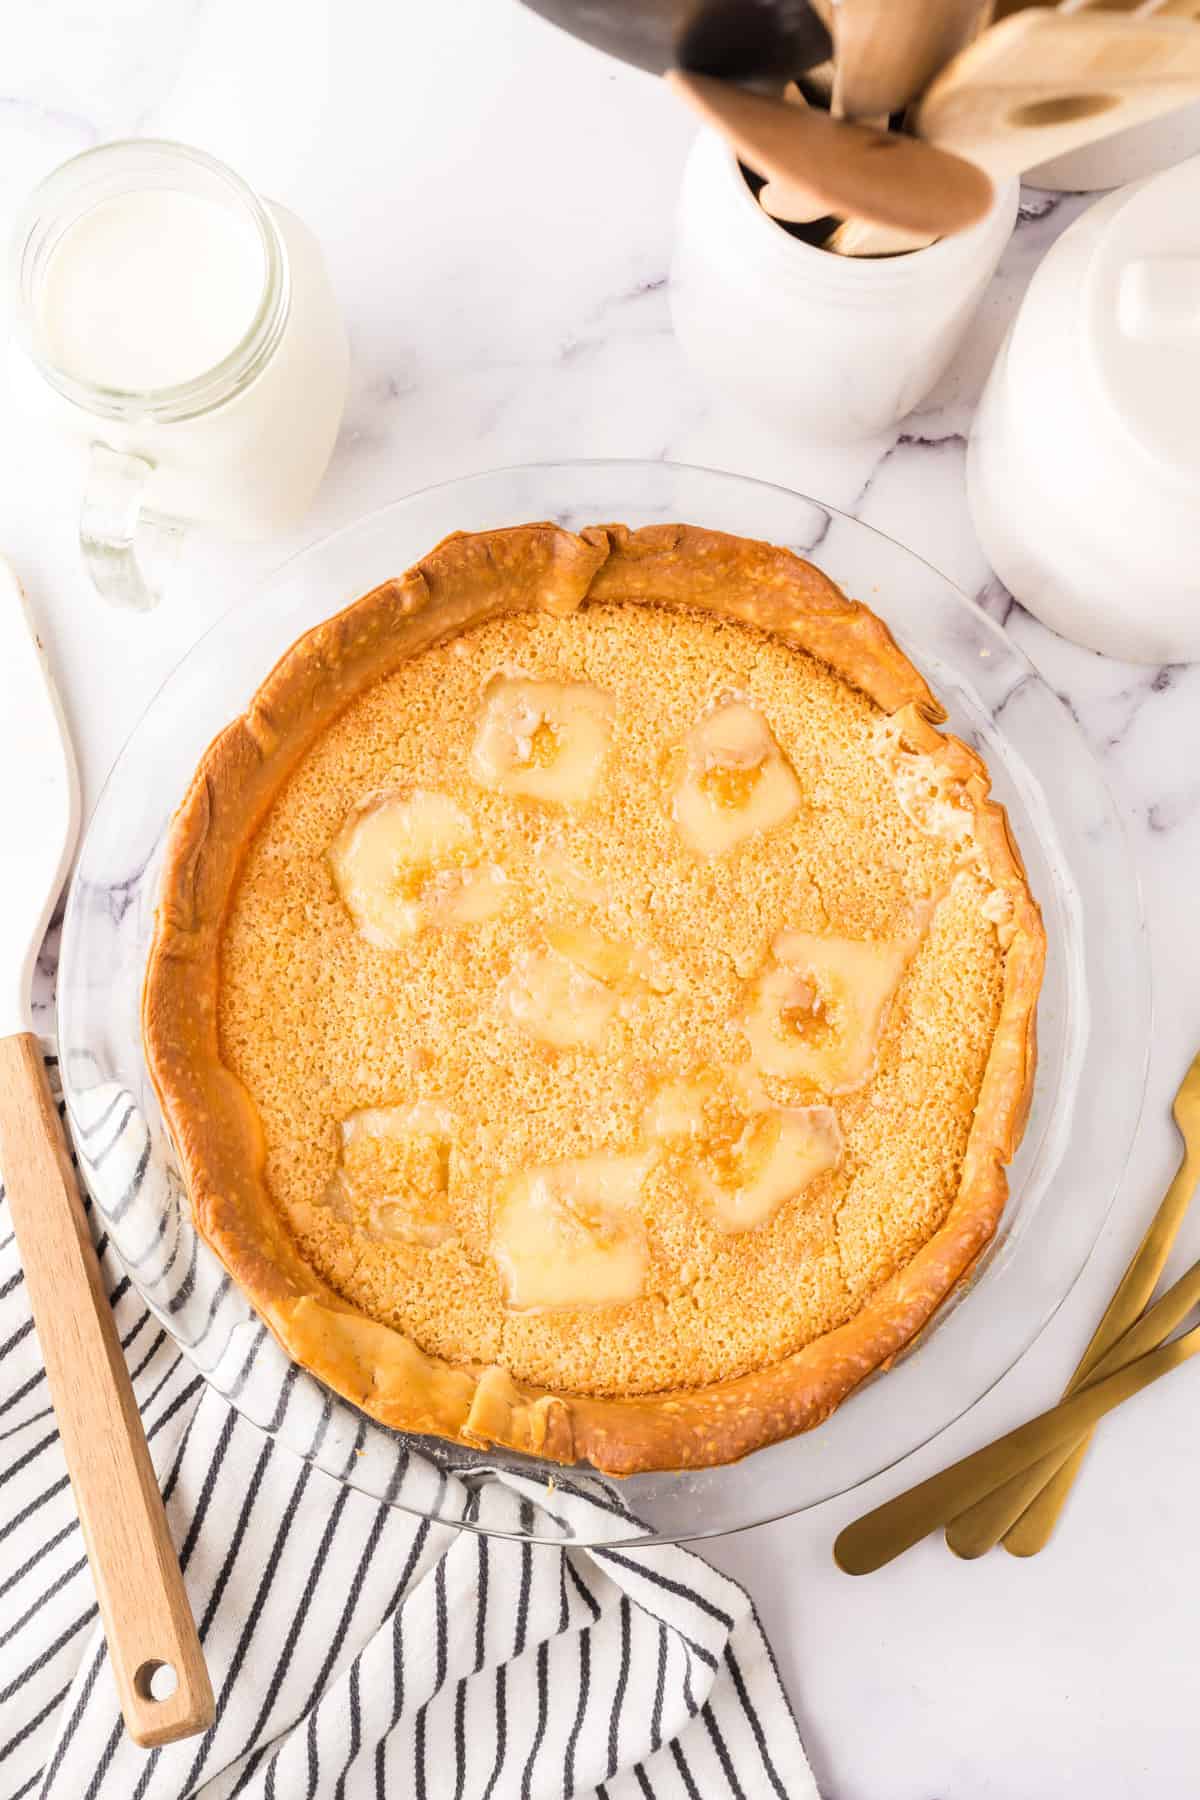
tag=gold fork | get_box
[836,1229,1200,1574]
[945,1048,1200,1558]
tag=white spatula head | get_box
[0,560,80,1036]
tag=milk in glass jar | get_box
[7,140,349,610]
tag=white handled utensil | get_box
[0,559,213,1746]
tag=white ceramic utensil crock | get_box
[968,154,1200,664]
[670,128,1018,444]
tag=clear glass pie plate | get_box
[57,460,1149,1548]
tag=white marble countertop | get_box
[4,3,1200,1794]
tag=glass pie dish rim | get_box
[56,457,1151,1547]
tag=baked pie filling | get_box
[144,522,1044,1473]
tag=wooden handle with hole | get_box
[0,1034,213,1746]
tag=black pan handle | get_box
[518,0,832,84]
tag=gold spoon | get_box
[946,1048,1200,1557]
[835,1245,1200,1574]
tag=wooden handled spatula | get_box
[0,559,212,1746]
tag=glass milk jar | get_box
[7,139,349,609]
[670,130,1018,445]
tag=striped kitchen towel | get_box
[0,1047,818,1800]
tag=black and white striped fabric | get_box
[0,1044,816,1800]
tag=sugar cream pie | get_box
[143,523,1045,1475]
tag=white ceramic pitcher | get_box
[968,156,1200,665]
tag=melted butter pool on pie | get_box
[670,696,802,856]
[490,1150,654,1311]
[328,787,509,944]
[470,674,615,809]
[503,923,673,1052]
[741,929,913,1091]
[646,1072,842,1233]
[324,1103,456,1247]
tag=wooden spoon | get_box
[832,0,995,121]
[1062,0,1200,18]
[825,0,993,255]
[831,7,1200,257]
[824,216,943,255]
[757,82,830,227]
[666,70,995,235]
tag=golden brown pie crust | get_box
[143,522,1045,1475]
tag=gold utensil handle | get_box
[999,1437,1090,1556]
[835,1312,1200,1574]
[946,1142,1200,1557]
[0,1033,214,1745]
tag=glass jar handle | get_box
[80,443,182,611]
